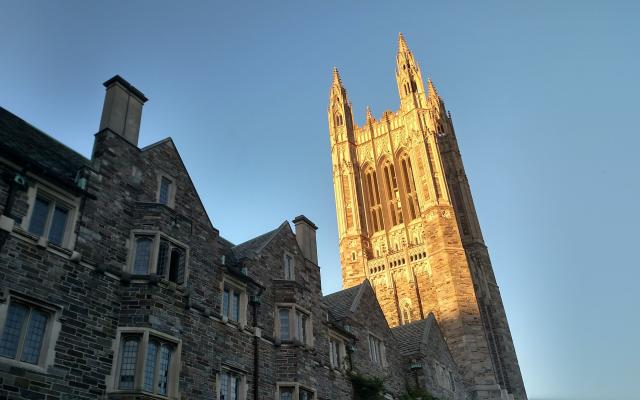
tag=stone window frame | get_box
[275,382,316,400]
[219,275,248,328]
[216,365,248,400]
[283,251,295,280]
[328,331,349,371]
[400,298,413,325]
[20,182,80,250]
[274,303,313,348]
[367,332,387,367]
[107,327,182,399]
[127,230,190,285]
[0,290,62,372]
[155,172,176,208]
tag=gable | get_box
[139,137,217,234]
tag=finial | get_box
[398,32,409,53]
[366,106,374,123]
[332,67,343,86]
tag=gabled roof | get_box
[391,313,437,356]
[0,106,91,187]
[231,221,290,260]
[322,281,367,321]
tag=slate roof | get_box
[322,283,364,320]
[391,314,436,356]
[231,221,288,260]
[0,107,91,187]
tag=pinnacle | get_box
[427,77,439,97]
[332,67,343,86]
[398,32,410,53]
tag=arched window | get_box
[400,154,419,221]
[364,167,384,233]
[382,160,403,226]
[335,113,343,126]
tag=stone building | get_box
[0,35,525,400]
[328,33,526,400]
[0,74,472,400]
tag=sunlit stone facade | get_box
[329,34,527,400]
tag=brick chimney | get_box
[99,75,147,146]
[292,215,318,265]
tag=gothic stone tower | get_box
[328,34,527,400]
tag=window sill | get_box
[0,357,47,374]
[11,226,74,253]
[106,390,175,400]
[124,274,186,291]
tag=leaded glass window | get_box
[0,301,50,365]
[279,387,294,400]
[117,332,176,395]
[278,309,290,341]
[159,177,172,205]
[133,237,153,274]
[118,337,139,390]
[27,196,71,246]
[219,370,241,400]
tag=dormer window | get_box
[156,174,175,207]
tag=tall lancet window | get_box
[382,160,403,226]
[400,154,419,221]
[364,167,384,233]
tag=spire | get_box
[332,66,343,87]
[427,78,439,98]
[366,106,374,124]
[398,32,410,53]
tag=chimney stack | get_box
[292,215,318,265]
[99,75,147,146]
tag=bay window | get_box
[110,328,181,398]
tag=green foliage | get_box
[400,387,439,400]
[348,372,385,400]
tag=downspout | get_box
[251,285,264,400]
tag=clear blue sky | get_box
[1,1,638,399]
